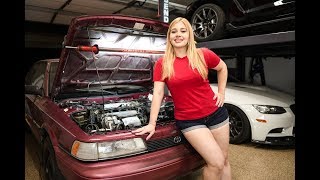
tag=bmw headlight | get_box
[71,138,147,161]
[252,105,286,114]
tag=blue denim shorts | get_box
[175,106,229,133]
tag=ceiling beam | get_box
[25,5,85,17]
[50,0,73,24]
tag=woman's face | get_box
[169,21,189,49]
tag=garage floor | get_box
[25,131,294,180]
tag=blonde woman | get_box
[132,17,230,180]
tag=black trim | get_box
[196,31,295,57]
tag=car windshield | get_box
[55,84,148,100]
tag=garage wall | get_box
[262,57,295,96]
[243,57,295,96]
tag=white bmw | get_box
[210,83,295,145]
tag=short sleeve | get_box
[153,58,164,82]
[201,48,220,69]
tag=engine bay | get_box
[59,94,174,134]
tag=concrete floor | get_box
[25,131,294,180]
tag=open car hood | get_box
[52,15,168,98]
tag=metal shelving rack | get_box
[196,31,295,83]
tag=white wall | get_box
[223,56,295,96]
[243,57,295,96]
[262,57,295,96]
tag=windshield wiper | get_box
[101,85,147,94]
[76,85,147,95]
[75,88,118,95]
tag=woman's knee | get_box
[223,151,229,163]
[206,153,225,171]
[206,163,224,174]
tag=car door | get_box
[237,0,295,23]
[25,60,48,141]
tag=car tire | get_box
[225,104,251,144]
[40,136,65,180]
[190,3,225,42]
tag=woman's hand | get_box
[132,124,156,140]
[213,92,225,107]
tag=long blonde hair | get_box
[161,17,208,80]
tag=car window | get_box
[25,61,47,90]
[49,61,59,94]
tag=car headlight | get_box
[252,105,286,114]
[71,138,147,161]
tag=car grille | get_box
[147,135,188,152]
[290,104,295,115]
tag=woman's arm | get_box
[132,81,165,140]
[149,81,165,126]
[212,59,228,107]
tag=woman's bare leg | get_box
[183,128,225,180]
[211,123,231,180]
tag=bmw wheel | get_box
[225,104,251,144]
[190,3,225,42]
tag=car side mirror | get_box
[25,85,43,96]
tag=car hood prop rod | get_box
[64,45,165,54]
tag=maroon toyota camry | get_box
[25,15,205,180]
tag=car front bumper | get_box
[55,144,205,180]
[252,136,295,145]
[241,105,295,145]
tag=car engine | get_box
[64,95,174,134]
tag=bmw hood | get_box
[210,83,295,107]
[52,15,168,97]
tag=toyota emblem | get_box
[173,136,182,143]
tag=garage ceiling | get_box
[25,0,191,25]
[25,0,193,48]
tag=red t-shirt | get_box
[153,48,221,120]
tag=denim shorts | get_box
[175,106,229,133]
